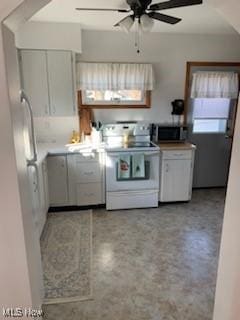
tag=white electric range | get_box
[102,123,160,210]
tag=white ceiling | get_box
[31,0,237,35]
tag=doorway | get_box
[184,62,240,188]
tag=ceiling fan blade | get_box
[75,8,130,13]
[114,15,134,27]
[148,12,181,24]
[149,0,203,11]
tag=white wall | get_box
[0,0,51,313]
[209,0,240,35]
[1,24,44,309]
[207,2,240,319]
[0,22,33,311]
[15,21,82,53]
[78,30,240,124]
[213,97,240,320]
[34,116,79,144]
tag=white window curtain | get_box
[191,72,239,99]
[77,62,154,90]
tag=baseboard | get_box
[48,204,106,213]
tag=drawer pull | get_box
[84,193,95,197]
[84,171,94,175]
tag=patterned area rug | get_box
[40,210,92,305]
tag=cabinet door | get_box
[67,153,105,206]
[38,163,47,235]
[48,156,69,206]
[161,159,192,202]
[76,183,102,206]
[20,50,50,117]
[27,165,41,234]
[47,51,75,116]
[42,159,49,213]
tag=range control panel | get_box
[102,123,151,137]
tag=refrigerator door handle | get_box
[20,90,38,163]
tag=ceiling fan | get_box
[76,0,203,31]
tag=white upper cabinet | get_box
[20,50,49,117]
[47,51,75,116]
[20,50,76,117]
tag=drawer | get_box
[76,183,102,206]
[74,152,99,163]
[106,190,159,210]
[161,150,192,160]
[75,162,102,183]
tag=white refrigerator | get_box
[20,90,41,235]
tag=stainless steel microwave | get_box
[151,124,187,142]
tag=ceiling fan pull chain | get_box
[134,19,141,54]
[137,21,141,54]
[134,21,138,48]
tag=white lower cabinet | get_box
[68,152,105,206]
[28,160,49,237]
[48,155,69,206]
[38,162,47,235]
[76,183,102,206]
[159,149,195,202]
[42,159,49,214]
[28,164,41,234]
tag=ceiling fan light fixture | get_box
[118,16,134,33]
[140,14,154,32]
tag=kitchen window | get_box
[77,62,154,109]
[192,98,231,133]
[80,89,150,108]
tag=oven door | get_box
[106,150,159,192]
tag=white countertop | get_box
[36,141,194,164]
[36,142,106,164]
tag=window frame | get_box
[191,97,231,134]
[78,90,151,109]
